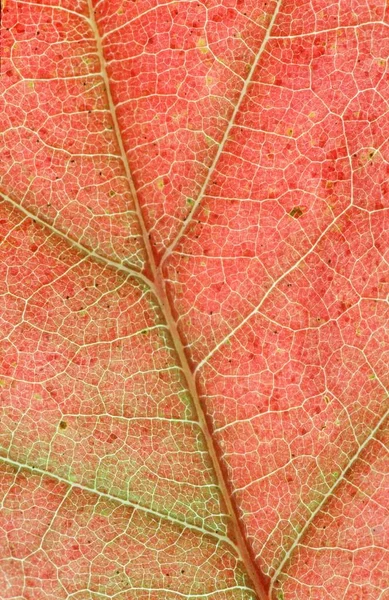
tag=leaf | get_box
[0,1,388,599]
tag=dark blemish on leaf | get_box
[59,420,67,430]
[289,206,304,219]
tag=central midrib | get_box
[87,1,269,598]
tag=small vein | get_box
[0,191,153,289]
[101,0,184,40]
[13,0,91,22]
[195,201,353,373]
[269,406,389,593]
[272,21,388,40]
[159,0,284,265]
[0,454,239,554]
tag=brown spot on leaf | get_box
[289,206,304,219]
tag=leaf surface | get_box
[0,1,388,599]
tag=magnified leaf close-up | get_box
[0,0,388,598]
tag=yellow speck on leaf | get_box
[196,38,209,54]
[308,499,320,512]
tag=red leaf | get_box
[1,1,388,599]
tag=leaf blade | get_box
[1,0,388,598]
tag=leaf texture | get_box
[0,1,388,599]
